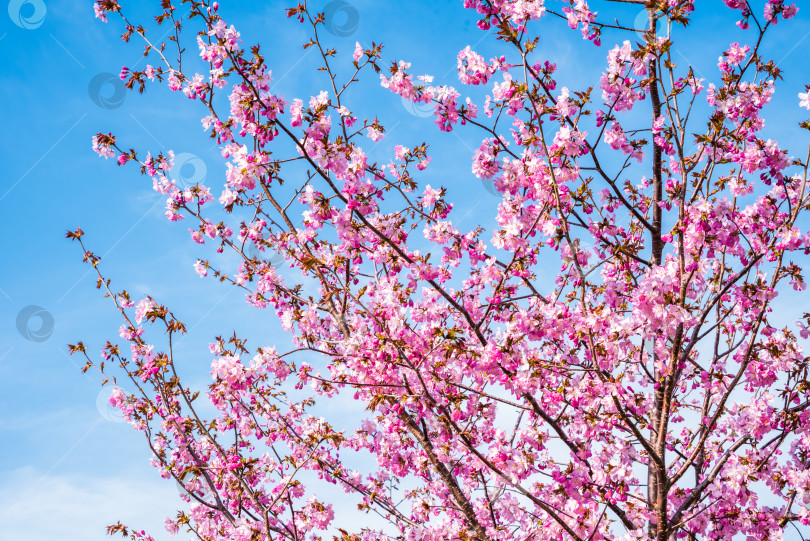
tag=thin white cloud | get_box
[0,467,176,541]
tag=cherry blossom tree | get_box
[71,0,810,539]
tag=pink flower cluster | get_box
[82,1,810,540]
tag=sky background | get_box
[1,1,810,540]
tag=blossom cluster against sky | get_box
[1,1,810,539]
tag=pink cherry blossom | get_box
[76,3,810,541]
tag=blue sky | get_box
[1,1,810,539]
